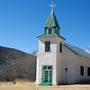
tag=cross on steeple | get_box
[49,2,56,11]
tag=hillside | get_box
[0,46,28,64]
[0,46,36,81]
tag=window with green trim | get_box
[48,28,52,34]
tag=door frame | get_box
[42,65,53,86]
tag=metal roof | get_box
[45,10,60,29]
[37,34,65,40]
[64,43,90,59]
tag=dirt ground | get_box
[0,80,90,90]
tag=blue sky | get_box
[0,0,90,53]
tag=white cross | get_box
[49,2,56,11]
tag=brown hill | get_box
[0,46,36,82]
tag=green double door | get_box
[42,66,52,85]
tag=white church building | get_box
[36,3,90,86]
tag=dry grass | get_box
[0,80,90,90]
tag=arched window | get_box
[45,41,50,52]
[48,27,52,34]
[60,42,62,53]
[80,66,84,76]
[87,67,90,76]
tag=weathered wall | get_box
[36,37,57,85]
[62,45,90,84]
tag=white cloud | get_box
[85,46,90,54]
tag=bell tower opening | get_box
[48,27,52,34]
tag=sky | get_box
[0,0,90,54]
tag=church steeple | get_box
[36,2,65,86]
[45,10,60,29]
[44,2,60,35]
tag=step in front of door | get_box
[39,82,52,86]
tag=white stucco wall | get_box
[36,36,58,85]
[36,36,90,85]
[78,57,90,82]
[56,37,64,84]
[62,45,90,84]
[62,45,79,84]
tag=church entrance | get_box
[42,66,52,86]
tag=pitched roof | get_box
[37,34,65,40]
[64,43,90,59]
[45,10,60,29]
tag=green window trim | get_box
[48,27,52,34]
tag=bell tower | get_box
[36,2,65,85]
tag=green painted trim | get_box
[42,65,53,86]
[39,83,52,86]
[44,26,60,35]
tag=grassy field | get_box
[0,80,90,90]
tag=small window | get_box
[65,68,68,71]
[43,66,47,70]
[60,42,62,53]
[80,66,84,76]
[48,28,52,34]
[45,41,50,52]
[48,67,52,69]
[87,67,90,76]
